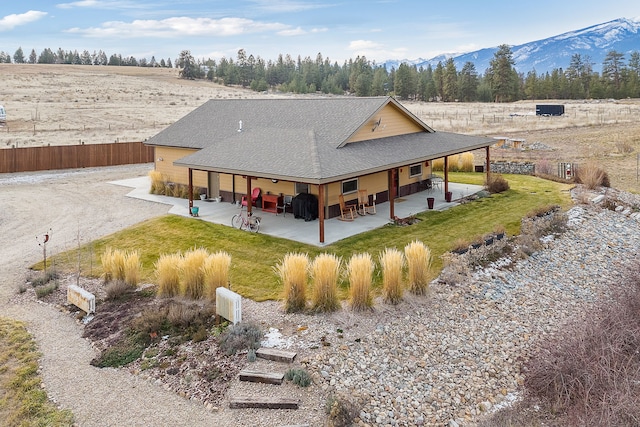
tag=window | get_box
[295,182,309,194]
[342,178,358,194]
[409,163,422,178]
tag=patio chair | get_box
[357,189,376,215]
[276,195,293,217]
[338,194,356,221]
[241,187,261,208]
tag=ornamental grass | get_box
[404,240,432,295]
[310,253,341,312]
[148,170,165,195]
[460,152,475,172]
[123,250,141,287]
[100,247,126,282]
[347,253,374,311]
[180,248,208,299]
[155,253,182,297]
[275,252,310,313]
[202,250,232,300]
[380,247,405,304]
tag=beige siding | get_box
[327,171,388,206]
[398,162,432,187]
[346,103,424,144]
[154,147,207,188]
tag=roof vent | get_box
[238,120,243,132]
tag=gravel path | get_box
[1,166,639,426]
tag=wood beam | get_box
[246,177,252,214]
[389,168,396,219]
[443,157,449,194]
[318,183,325,243]
[188,168,193,214]
[486,146,491,179]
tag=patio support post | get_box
[389,168,396,219]
[318,184,325,243]
[486,146,491,179]
[246,177,252,214]
[443,157,449,194]
[188,168,193,213]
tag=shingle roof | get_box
[145,97,493,184]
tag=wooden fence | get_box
[0,142,154,174]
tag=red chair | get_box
[241,187,261,208]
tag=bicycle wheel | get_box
[231,214,243,229]
[249,217,260,233]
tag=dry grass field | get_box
[1,64,639,192]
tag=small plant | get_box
[218,322,262,356]
[536,158,554,175]
[485,173,510,193]
[29,269,59,287]
[275,252,309,313]
[346,252,374,311]
[34,281,58,299]
[284,368,312,387]
[202,250,232,300]
[155,253,182,297]
[404,240,432,295]
[325,392,360,427]
[180,247,208,299]
[247,348,257,362]
[310,253,341,312]
[380,247,404,304]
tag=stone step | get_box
[239,370,284,385]
[229,396,300,409]
[256,347,296,363]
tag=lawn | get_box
[43,173,573,301]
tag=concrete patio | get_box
[111,177,483,246]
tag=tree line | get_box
[3,45,640,101]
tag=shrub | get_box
[284,368,312,387]
[155,253,182,297]
[202,250,232,300]
[105,279,132,301]
[29,269,59,287]
[274,252,309,313]
[431,158,444,171]
[460,152,475,172]
[123,250,141,287]
[310,253,341,312]
[218,322,262,356]
[485,173,510,193]
[148,170,165,194]
[439,252,471,285]
[326,392,360,427]
[523,266,640,425]
[347,253,374,311]
[380,248,404,304]
[536,158,554,175]
[575,161,610,189]
[404,240,432,295]
[247,348,257,362]
[180,248,208,299]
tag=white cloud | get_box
[249,0,332,13]
[0,10,47,31]
[56,0,140,9]
[347,39,408,61]
[348,40,383,50]
[310,27,328,33]
[278,26,306,36]
[66,16,289,38]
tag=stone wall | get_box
[490,161,535,175]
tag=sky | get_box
[1,1,639,64]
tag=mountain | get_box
[384,17,640,75]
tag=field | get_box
[1,63,640,192]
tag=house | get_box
[145,96,494,243]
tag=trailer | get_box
[536,104,564,116]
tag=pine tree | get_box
[13,47,25,63]
[488,44,516,102]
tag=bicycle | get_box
[231,209,261,232]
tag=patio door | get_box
[208,172,220,198]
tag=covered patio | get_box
[113,176,483,246]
